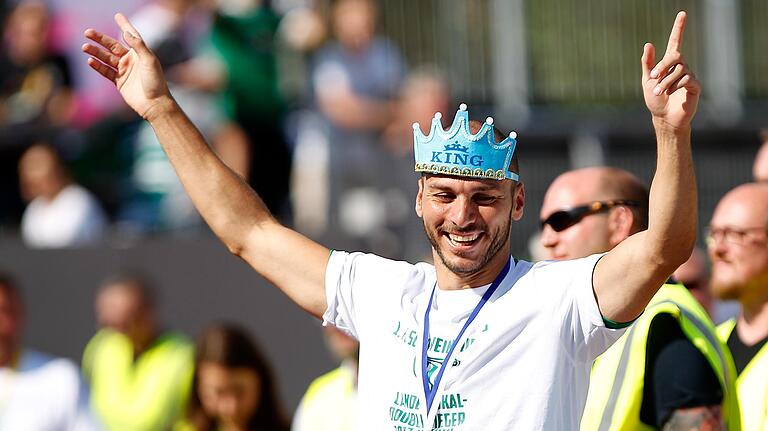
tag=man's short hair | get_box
[597,170,649,232]
[99,272,156,308]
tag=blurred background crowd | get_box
[0,0,767,429]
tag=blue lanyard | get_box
[421,259,512,413]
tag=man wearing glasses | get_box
[709,183,768,430]
[540,167,740,430]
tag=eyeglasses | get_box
[540,200,641,232]
[706,226,768,246]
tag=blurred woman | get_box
[175,324,290,431]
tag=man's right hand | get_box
[82,13,172,121]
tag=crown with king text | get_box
[413,104,519,181]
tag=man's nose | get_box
[707,234,729,257]
[539,224,559,251]
[449,196,478,228]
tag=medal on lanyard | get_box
[421,259,512,413]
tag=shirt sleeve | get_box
[538,254,627,363]
[323,251,422,341]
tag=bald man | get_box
[709,183,768,430]
[540,167,739,430]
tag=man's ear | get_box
[512,182,525,221]
[607,206,634,246]
[415,177,424,218]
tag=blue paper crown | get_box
[413,103,519,181]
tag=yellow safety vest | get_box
[718,319,768,430]
[293,364,356,431]
[82,329,194,431]
[581,283,741,431]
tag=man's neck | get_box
[434,251,511,291]
[737,299,768,345]
[131,329,158,358]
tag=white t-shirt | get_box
[324,252,624,430]
[21,184,108,248]
[0,350,101,430]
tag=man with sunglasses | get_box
[540,167,740,430]
[709,183,768,430]
[82,10,703,430]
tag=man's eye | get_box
[475,195,496,204]
[434,193,454,201]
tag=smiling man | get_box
[82,11,699,430]
[709,183,768,430]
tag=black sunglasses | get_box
[541,200,641,232]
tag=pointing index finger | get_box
[665,11,687,54]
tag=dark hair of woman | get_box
[186,323,290,431]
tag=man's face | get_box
[333,0,375,52]
[95,284,145,336]
[416,175,523,276]
[708,192,768,302]
[539,182,613,260]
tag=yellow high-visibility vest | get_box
[293,364,357,431]
[82,329,194,431]
[718,319,768,430]
[581,283,741,431]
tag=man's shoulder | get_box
[18,349,80,384]
[330,250,432,276]
[522,254,604,281]
[150,332,194,360]
[85,329,124,349]
[305,366,353,398]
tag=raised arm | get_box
[594,11,700,322]
[82,14,329,318]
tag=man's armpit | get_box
[661,406,724,431]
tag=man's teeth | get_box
[448,233,480,243]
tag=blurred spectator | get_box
[709,183,768,430]
[117,0,222,233]
[0,272,101,430]
[292,326,358,431]
[175,323,289,431]
[312,0,405,243]
[278,2,326,53]
[0,0,76,227]
[0,1,74,130]
[205,0,293,220]
[384,69,450,156]
[18,142,107,247]
[673,247,714,316]
[754,130,768,182]
[82,274,194,431]
[386,70,450,260]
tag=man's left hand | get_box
[642,11,701,132]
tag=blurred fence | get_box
[743,0,768,99]
[374,0,765,112]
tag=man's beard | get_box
[423,209,513,276]
[711,279,741,301]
